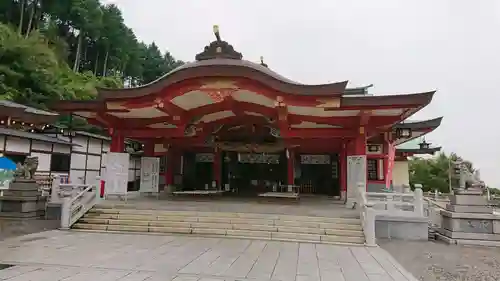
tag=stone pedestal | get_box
[438,188,500,246]
[0,179,46,219]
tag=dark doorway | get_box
[298,154,340,196]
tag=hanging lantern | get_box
[396,128,412,138]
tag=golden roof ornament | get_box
[260,56,268,68]
[195,25,243,61]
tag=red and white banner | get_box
[385,143,396,189]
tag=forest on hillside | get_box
[0,0,184,109]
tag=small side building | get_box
[0,100,141,189]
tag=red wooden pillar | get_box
[286,149,295,186]
[353,127,367,156]
[165,148,174,186]
[340,141,347,200]
[143,141,155,157]
[213,149,221,189]
[109,129,124,152]
[355,127,367,191]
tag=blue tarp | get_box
[0,157,17,170]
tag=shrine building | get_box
[52,26,442,202]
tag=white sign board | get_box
[346,155,367,206]
[104,152,130,196]
[140,157,160,193]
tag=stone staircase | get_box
[72,206,366,245]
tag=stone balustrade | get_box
[366,186,424,217]
[60,177,101,229]
[50,176,92,204]
[354,182,376,246]
[363,185,429,241]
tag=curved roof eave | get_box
[393,116,443,130]
[340,91,436,107]
[396,147,442,154]
[96,59,348,100]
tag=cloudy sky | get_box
[104,0,499,187]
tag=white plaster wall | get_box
[53,143,70,154]
[72,135,88,153]
[5,137,30,153]
[30,151,51,172]
[31,140,52,152]
[70,170,85,184]
[85,170,100,186]
[86,155,101,170]
[392,160,410,186]
[88,138,102,154]
[70,153,86,170]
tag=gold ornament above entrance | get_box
[200,80,239,102]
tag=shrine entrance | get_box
[298,154,340,196]
[223,152,287,196]
[180,149,341,197]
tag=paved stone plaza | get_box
[0,230,416,281]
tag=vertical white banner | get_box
[105,152,130,196]
[140,157,160,193]
[346,155,367,207]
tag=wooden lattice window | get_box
[367,159,378,180]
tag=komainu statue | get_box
[13,157,39,180]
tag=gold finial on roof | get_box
[213,25,221,41]
[260,56,268,68]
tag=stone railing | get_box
[59,177,100,229]
[423,198,444,228]
[50,176,91,204]
[355,182,376,246]
[366,186,424,217]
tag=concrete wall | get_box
[375,214,428,240]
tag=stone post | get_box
[364,201,377,246]
[95,176,101,202]
[51,175,60,203]
[413,184,424,217]
[386,195,395,212]
[60,197,71,229]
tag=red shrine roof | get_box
[51,26,439,146]
[97,59,349,99]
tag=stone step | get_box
[72,223,365,245]
[87,209,361,225]
[83,213,362,230]
[77,218,364,236]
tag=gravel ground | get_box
[0,219,59,241]
[380,239,500,281]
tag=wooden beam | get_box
[287,128,356,139]
[120,127,186,138]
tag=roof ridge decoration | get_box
[260,56,268,68]
[195,25,243,61]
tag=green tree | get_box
[0,0,185,134]
[409,152,477,193]
[1,0,184,87]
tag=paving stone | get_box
[0,230,417,281]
